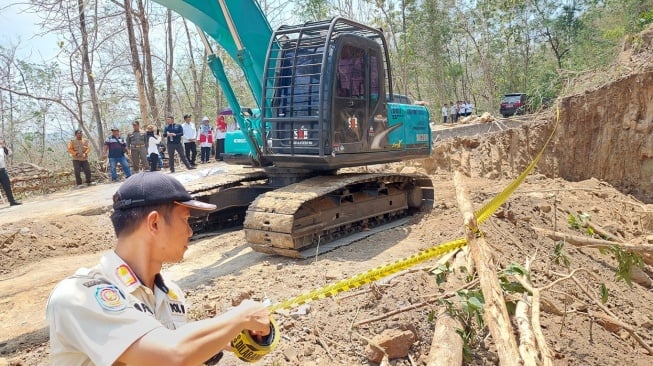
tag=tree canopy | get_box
[0,0,650,168]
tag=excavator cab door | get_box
[331,37,386,154]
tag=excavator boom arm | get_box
[152,0,273,164]
[153,0,272,102]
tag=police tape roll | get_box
[231,317,279,363]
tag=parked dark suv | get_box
[499,93,527,117]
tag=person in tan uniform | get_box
[126,120,149,173]
[67,129,93,187]
[46,172,272,365]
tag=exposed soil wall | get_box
[555,71,653,202]
[424,117,556,182]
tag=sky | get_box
[0,2,59,61]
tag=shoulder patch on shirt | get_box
[95,285,127,312]
[168,288,179,300]
[116,264,138,287]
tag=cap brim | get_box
[175,200,216,214]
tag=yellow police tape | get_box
[236,108,561,362]
[269,107,560,313]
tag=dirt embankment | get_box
[425,24,653,204]
[556,71,653,202]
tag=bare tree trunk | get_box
[124,0,149,125]
[427,312,463,366]
[376,1,403,94]
[198,48,207,117]
[214,78,222,116]
[165,9,173,115]
[454,170,522,365]
[77,0,105,148]
[136,0,160,124]
[182,19,201,119]
[0,48,16,143]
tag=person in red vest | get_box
[215,115,227,161]
[198,117,214,164]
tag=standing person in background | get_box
[126,120,148,173]
[67,130,94,188]
[163,115,195,173]
[198,117,214,164]
[0,139,21,206]
[441,103,448,124]
[155,127,165,169]
[215,115,227,162]
[145,125,161,172]
[103,127,132,182]
[449,102,457,124]
[465,101,474,117]
[182,114,197,167]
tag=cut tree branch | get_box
[353,280,478,327]
[532,227,653,255]
[512,261,554,366]
[454,170,522,366]
[569,276,653,355]
[427,311,463,366]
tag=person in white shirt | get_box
[449,102,457,123]
[465,101,474,116]
[181,114,198,167]
[145,125,162,171]
[0,139,21,206]
[441,103,448,124]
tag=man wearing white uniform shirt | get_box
[46,172,272,365]
[182,114,198,167]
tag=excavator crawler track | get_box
[244,173,434,258]
[187,169,270,232]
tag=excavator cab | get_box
[261,18,430,171]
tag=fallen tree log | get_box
[454,170,522,366]
[427,312,463,366]
[512,261,554,366]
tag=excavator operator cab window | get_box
[333,42,382,148]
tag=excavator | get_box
[153,0,433,258]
